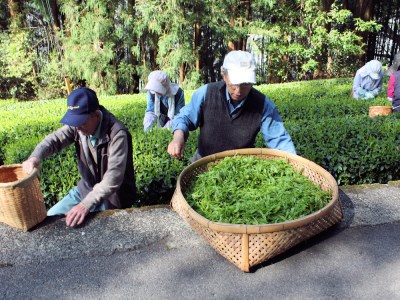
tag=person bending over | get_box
[23,87,136,227]
[143,70,185,132]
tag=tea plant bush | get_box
[1,77,399,208]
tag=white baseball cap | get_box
[222,51,257,84]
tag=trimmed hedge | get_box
[1,78,399,208]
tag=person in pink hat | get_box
[143,70,185,132]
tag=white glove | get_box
[371,89,379,96]
[388,97,393,102]
[364,92,374,99]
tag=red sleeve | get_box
[388,74,395,98]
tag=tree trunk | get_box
[49,0,61,31]
[8,0,20,18]
[129,0,140,93]
[179,63,186,83]
[228,0,251,51]
[194,23,201,71]
[320,0,334,11]
[354,0,375,63]
[8,0,23,27]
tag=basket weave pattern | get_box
[369,106,392,117]
[0,164,47,231]
[171,148,343,272]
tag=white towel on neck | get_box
[167,96,175,120]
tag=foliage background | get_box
[0,0,391,100]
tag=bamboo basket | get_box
[369,106,392,117]
[0,164,47,231]
[171,148,343,272]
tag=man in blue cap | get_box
[22,87,136,227]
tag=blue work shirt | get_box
[172,84,296,155]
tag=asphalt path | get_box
[1,182,400,300]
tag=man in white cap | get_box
[143,70,185,132]
[22,87,137,227]
[352,59,384,100]
[167,50,296,161]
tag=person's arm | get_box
[143,92,157,131]
[143,112,157,132]
[388,74,395,98]
[352,73,365,99]
[167,129,185,159]
[171,84,207,138]
[22,157,41,174]
[260,97,296,155]
[168,85,207,158]
[22,125,75,173]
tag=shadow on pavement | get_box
[251,190,355,273]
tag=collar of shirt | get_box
[89,110,103,146]
[225,87,247,114]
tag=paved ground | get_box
[1,182,400,299]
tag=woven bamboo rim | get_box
[0,164,46,231]
[174,148,339,234]
[369,106,392,117]
[0,164,39,188]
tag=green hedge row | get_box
[1,78,399,208]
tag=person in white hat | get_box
[167,50,296,161]
[143,70,185,132]
[352,60,384,99]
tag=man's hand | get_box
[65,203,89,227]
[22,157,40,174]
[167,130,185,159]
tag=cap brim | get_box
[144,80,167,95]
[60,112,91,127]
[227,70,256,85]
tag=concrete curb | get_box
[0,182,399,268]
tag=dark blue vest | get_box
[197,81,264,157]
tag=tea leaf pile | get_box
[185,156,332,224]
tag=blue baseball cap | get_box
[60,87,99,127]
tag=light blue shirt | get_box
[172,84,296,155]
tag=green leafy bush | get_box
[1,78,399,208]
[185,156,332,224]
